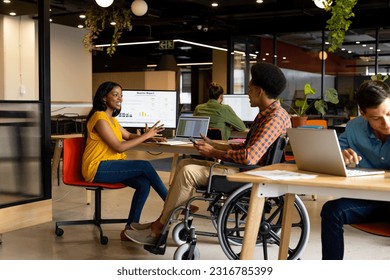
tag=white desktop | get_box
[116,89,178,128]
[222,94,259,122]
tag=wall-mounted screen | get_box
[222,94,259,122]
[116,90,178,128]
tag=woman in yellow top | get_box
[82,81,168,240]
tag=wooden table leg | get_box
[240,183,265,260]
[169,153,179,186]
[278,193,295,260]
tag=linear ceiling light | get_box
[95,39,257,58]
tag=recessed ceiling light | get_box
[3,0,11,4]
[211,2,218,7]
[9,12,16,16]
[77,25,84,29]
[79,14,86,19]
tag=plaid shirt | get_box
[224,100,291,165]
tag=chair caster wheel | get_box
[100,236,108,245]
[55,227,64,236]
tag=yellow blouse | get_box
[82,111,126,182]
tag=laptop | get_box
[287,128,385,177]
[161,116,210,145]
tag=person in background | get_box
[82,81,168,241]
[193,82,247,140]
[124,62,291,245]
[321,79,390,260]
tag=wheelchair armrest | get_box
[203,161,257,194]
[210,161,260,172]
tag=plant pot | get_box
[291,116,308,128]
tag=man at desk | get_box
[193,82,246,140]
[125,62,291,245]
[321,80,390,260]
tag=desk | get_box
[227,163,390,260]
[230,129,249,139]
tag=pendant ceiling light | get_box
[95,0,114,8]
[131,0,148,16]
[313,0,332,9]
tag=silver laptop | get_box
[287,128,385,177]
[162,116,210,145]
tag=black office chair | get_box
[206,128,223,140]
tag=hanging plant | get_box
[324,0,358,52]
[83,1,132,56]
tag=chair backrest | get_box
[62,137,86,185]
[264,134,288,165]
[63,137,126,189]
[207,128,222,140]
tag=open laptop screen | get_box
[175,116,210,139]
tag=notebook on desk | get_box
[287,128,385,177]
[160,116,210,145]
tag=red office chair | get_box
[350,222,390,237]
[55,137,127,245]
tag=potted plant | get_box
[284,83,339,127]
[83,1,132,56]
[324,0,358,52]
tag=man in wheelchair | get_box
[125,62,292,248]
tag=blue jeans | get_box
[320,198,390,260]
[93,160,168,226]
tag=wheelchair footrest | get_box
[143,232,168,255]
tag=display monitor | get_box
[116,89,178,128]
[222,94,259,122]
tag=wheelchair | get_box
[144,134,310,260]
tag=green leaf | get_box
[325,0,358,53]
[371,74,389,82]
[304,83,316,95]
[314,100,327,115]
[325,88,339,104]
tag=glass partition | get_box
[0,1,47,208]
[0,101,42,207]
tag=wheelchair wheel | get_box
[174,243,200,260]
[172,222,188,246]
[217,184,310,260]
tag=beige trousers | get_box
[159,158,239,224]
